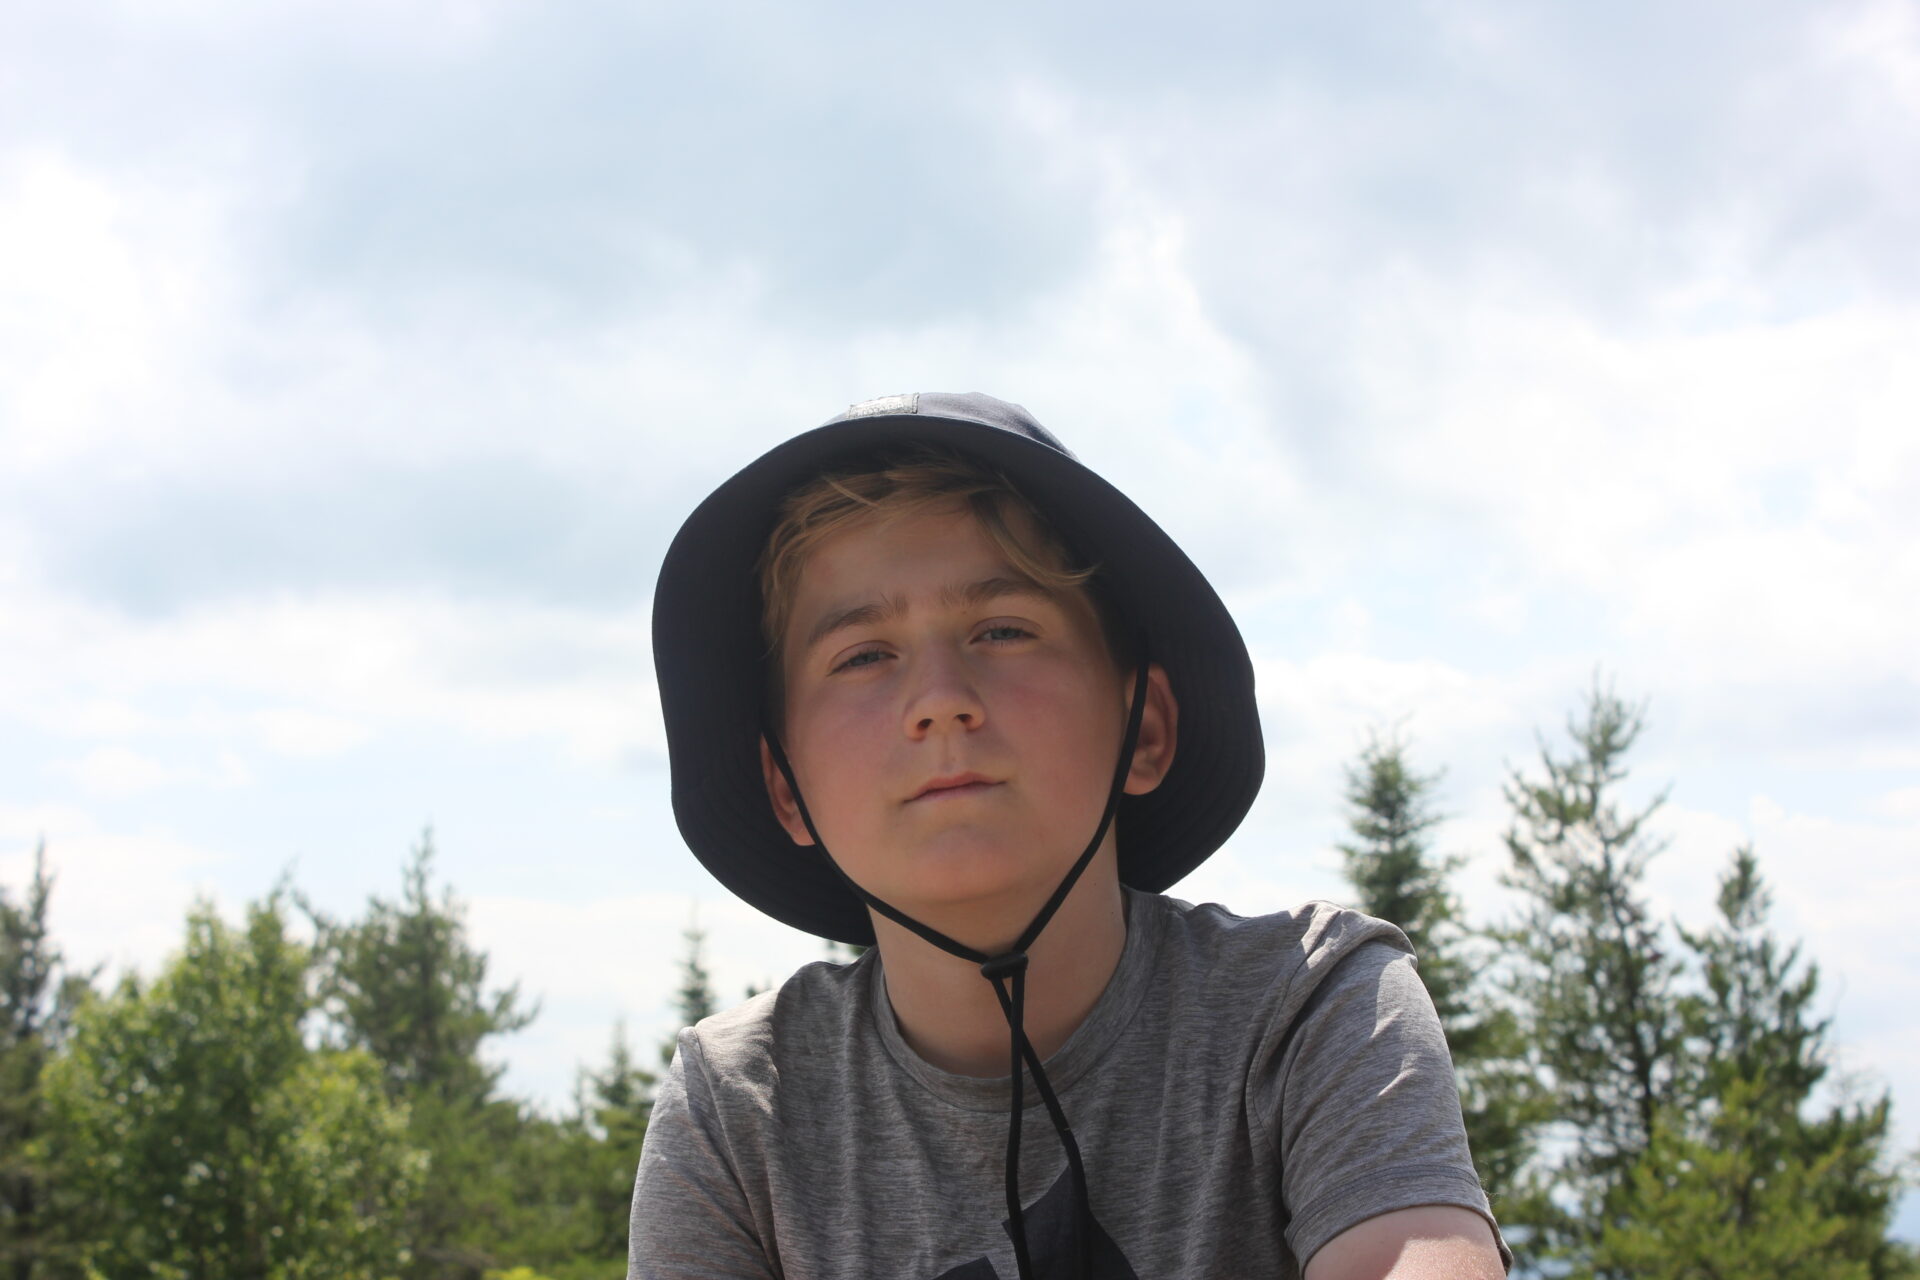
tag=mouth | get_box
[908,773,1001,802]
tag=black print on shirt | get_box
[931,1167,1139,1280]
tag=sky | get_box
[3,0,1917,1235]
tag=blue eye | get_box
[980,625,1033,642]
[834,648,887,673]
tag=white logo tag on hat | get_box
[844,393,918,418]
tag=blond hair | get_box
[757,448,1119,664]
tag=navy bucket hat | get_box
[652,391,1263,945]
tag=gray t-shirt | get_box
[630,890,1508,1278]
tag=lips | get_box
[908,773,1000,802]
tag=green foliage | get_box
[659,920,718,1073]
[298,831,645,1280]
[307,831,538,1280]
[10,712,1910,1278]
[1676,846,1824,1110]
[1336,733,1548,1211]
[674,921,716,1029]
[1339,731,1460,988]
[1588,849,1914,1280]
[310,830,535,1107]
[41,894,422,1279]
[572,1025,654,1261]
[1594,1078,1876,1280]
[447,1027,652,1280]
[1497,680,1684,1232]
[1494,688,1918,1276]
[1,843,92,1280]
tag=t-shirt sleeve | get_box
[628,1032,777,1280]
[1258,937,1510,1272]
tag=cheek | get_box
[1015,656,1122,720]
[1001,668,1124,764]
[790,688,893,789]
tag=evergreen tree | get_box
[1336,733,1542,1204]
[675,918,717,1028]
[1594,849,1917,1279]
[1678,846,1825,1118]
[573,1024,655,1265]
[1496,681,1684,1261]
[311,830,535,1106]
[661,918,718,1070]
[308,830,537,1280]
[1337,731,1466,1022]
[580,1022,655,1142]
[1594,1079,1881,1280]
[460,1106,608,1280]
[0,844,90,1280]
[469,1029,655,1279]
[42,895,422,1279]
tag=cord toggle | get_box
[979,952,1030,982]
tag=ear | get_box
[1122,662,1179,796]
[759,735,817,846]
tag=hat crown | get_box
[823,392,1078,463]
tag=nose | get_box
[903,650,987,738]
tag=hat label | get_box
[844,393,918,418]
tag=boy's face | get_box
[759,501,1176,926]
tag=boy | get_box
[635,393,1509,1279]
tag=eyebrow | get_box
[802,575,1056,651]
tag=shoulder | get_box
[1142,891,1414,1002]
[676,953,876,1106]
[1116,891,1421,1094]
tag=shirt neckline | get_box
[867,886,1165,1113]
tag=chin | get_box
[872,841,1068,918]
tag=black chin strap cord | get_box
[764,650,1152,1280]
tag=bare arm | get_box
[1303,1206,1506,1280]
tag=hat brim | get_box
[653,396,1263,945]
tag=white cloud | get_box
[252,708,372,757]
[0,805,229,977]
[1248,651,1565,789]
[1823,0,1920,117]
[58,745,250,797]
[0,150,236,476]
[0,583,662,770]
[1876,785,1920,821]
[1745,793,1920,959]
[63,746,179,797]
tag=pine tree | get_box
[675,918,717,1028]
[307,830,537,1280]
[1678,846,1824,1117]
[472,1024,659,1279]
[1594,849,1917,1279]
[581,1021,656,1135]
[1336,733,1541,1204]
[1338,731,1466,1022]
[1594,1079,1878,1280]
[1496,681,1684,1262]
[0,843,92,1280]
[311,830,535,1106]
[574,1024,655,1263]
[660,917,718,1071]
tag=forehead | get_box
[789,501,1019,606]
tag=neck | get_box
[871,845,1129,1078]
